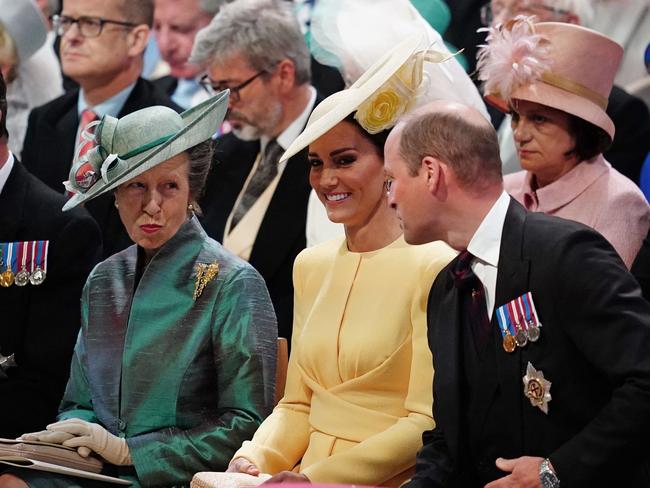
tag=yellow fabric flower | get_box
[355,87,409,134]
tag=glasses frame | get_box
[200,70,268,103]
[479,2,571,26]
[52,14,138,38]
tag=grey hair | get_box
[190,0,310,85]
[187,139,214,214]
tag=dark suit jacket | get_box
[199,131,313,341]
[21,77,181,258]
[0,160,101,438]
[408,199,650,488]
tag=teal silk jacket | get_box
[55,217,277,487]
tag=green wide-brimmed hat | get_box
[62,90,229,211]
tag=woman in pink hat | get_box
[478,17,650,268]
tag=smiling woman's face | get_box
[114,152,191,255]
[308,120,386,229]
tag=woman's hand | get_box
[18,429,76,444]
[227,457,261,476]
[263,471,310,484]
[0,474,30,488]
[47,419,132,466]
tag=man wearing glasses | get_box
[21,0,179,258]
[190,0,318,342]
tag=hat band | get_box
[541,72,608,111]
[119,133,175,160]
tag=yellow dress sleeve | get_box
[231,251,314,473]
[300,249,451,485]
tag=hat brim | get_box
[279,34,423,163]
[63,91,229,211]
[485,82,614,141]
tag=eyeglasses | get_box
[52,14,137,38]
[480,2,571,25]
[200,70,267,104]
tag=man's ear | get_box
[276,58,297,93]
[422,155,443,194]
[127,25,150,58]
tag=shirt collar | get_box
[77,81,137,119]
[0,151,15,196]
[467,190,511,268]
[520,155,609,213]
[261,86,317,153]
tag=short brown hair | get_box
[398,110,502,190]
[568,114,611,162]
[119,0,154,27]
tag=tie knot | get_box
[450,250,476,288]
[263,139,283,164]
[80,109,98,129]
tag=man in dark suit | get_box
[22,0,180,257]
[152,0,215,110]
[0,72,102,438]
[190,0,319,340]
[384,100,650,487]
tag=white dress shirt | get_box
[466,190,511,319]
[0,152,15,196]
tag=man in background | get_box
[22,0,179,257]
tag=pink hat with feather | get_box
[477,17,622,140]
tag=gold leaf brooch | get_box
[193,261,220,300]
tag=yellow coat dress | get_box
[234,235,454,486]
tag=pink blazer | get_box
[504,155,650,268]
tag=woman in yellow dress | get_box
[225,34,458,487]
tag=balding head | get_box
[393,100,502,193]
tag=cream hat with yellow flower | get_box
[280,34,457,163]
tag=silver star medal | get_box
[523,361,552,414]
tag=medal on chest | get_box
[495,292,543,352]
[523,361,552,414]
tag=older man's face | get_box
[490,0,574,25]
[206,53,283,141]
[60,0,142,88]
[153,0,213,79]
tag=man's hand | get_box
[484,456,544,488]
[262,471,310,484]
[18,430,76,444]
[227,457,261,476]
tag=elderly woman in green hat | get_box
[0,92,278,488]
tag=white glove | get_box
[18,430,76,444]
[47,419,132,466]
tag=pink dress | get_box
[504,155,650,269]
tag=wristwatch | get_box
[539,458,560,488]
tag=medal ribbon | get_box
[514,296,529,333]
[496,306,511,338]
[5,242,13,272]
[524,292,542,327]
[520,294,532,324]
[17,241,27,271]
[506,300,523,334]
[0,243,6,268]
[30,241,36,274]
[11,243,19,273]
[36,241,44,271]
[42,241,49,274]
